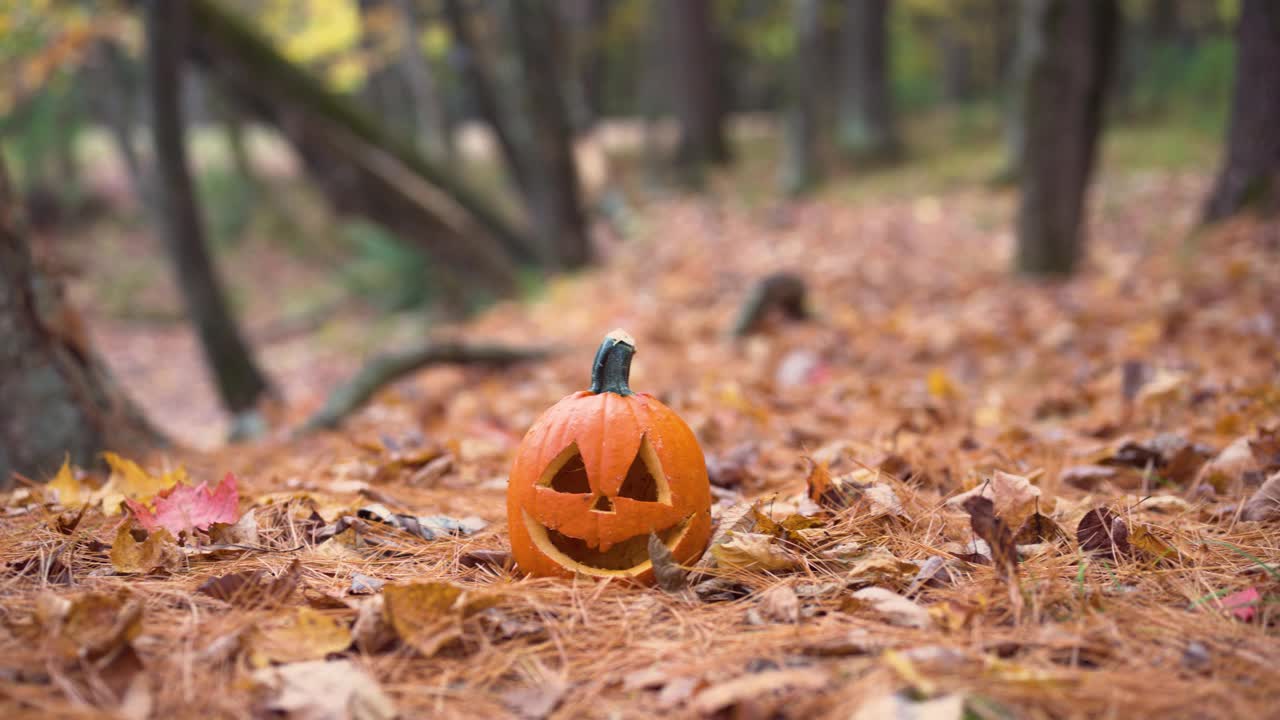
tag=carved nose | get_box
[590,495,615,513]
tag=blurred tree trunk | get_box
[186,0,534,292]
[90,39,152,208]
[1202,0,1280,223]
[1015,0,1118,276]
[667,0,731,180]
[145,0,272,416]
[0,159,157,487]
[395,0,454,160]
[940,25,974,104]
[563,0,609,134]
[838,0,899,164]
[443,0,529,195]
[782,0,826,196]
[998,0,1040,183]
[507,0,591,270]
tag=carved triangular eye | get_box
[547,444,591,494]
[618,436,663,502]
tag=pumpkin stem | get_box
[590,329,636,395]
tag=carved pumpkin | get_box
[507,330,712,582]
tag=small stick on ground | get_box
[730,272,810,337]
[300,341,550,433]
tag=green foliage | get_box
[1128,38,1235,131]
[337,219,434,312]
[890,3,941,111]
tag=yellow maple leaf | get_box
[96,452,183,516]
[46,456,84,506]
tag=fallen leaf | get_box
[1196,436,1260,493]
[208,508,260,547]
[1241,471,1280,522]
[97,453,183,516]
[1012,511,1067,545]
[355,504,486,540]
[109,524,179,574]
[648,532,687,592]
[757,584,800,623]
[350,573,386,595]
[249,607,352,666]
[1077,508,1131,560]
[197,560,301,608]
[846,587,932,628]
[840,547,920,585]
[502,676,567,720]
[382,582,497,657]
[989,470,1046,529]
[1219,587,1262,622]
[351,596,396,654]
[1127,523,1181,563]
[1060,465,1117,491]
[46,456,85,506]
[927,367,958,400]
[709,532,799,572]
[963,496,1022,612]
[853,692,966,720]
[253,659,396,720]
[691,668,828,715]
[127,473,240,535]
[805,458,844,509]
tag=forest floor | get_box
[3,121,1279,718]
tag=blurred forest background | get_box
[0,0,1275,470]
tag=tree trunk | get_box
[444,0,530,195]
[90,39,153,209]
[1015,0,1118,276]
[1203,0,1280,223]
[145,0,272,415]
[666,0,731,179]
[186,0,535,291]
[839,0,899,164]
[0,159,157,487]
[782,0,826,196]
[563,0,609,134]
[507,0,592,270]
[998,0,1041,184]
[395,0,454,160]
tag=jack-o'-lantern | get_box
[507,330,712,582]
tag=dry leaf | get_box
[1241,471,1280,522]
[109,524,179,574]
[351,596,396,654]
[691,668,828,715]
[1127,523,1181,562]
[709,532,799,572]
[208,508,260,547]
[197,560,301,608]
[841,547,920,584]
[46,456,85,506]
[757,584,800,623]
[97,453,183,516]
[127,473,240,535]
[382,582,497,657]
[1077,508,1131,560]
[1196,436,1260,493]
[648,532,687,592]
[853,692,966,720]
[253,659,396,720]
[847,587,932,628]
[249,607,352,666]
[502,677,568,720]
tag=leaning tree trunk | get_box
[507,0,592,270]
[1203,0,1280,223]
[187,0,535,293]
[1015,0,1118,276]
[781,0,826,196]
[145,0,272,416]
[666,0,731,180]
[0,159,157,486]
[839,0,900,164]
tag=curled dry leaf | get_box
[846,587,932,629]
[963,496,1022,613]
[648,532,688,593]
[248,607,353,666]
[1195,434,1272,494]
[253,659,396,720]
[690,668,829,716]
[355,504,487,541]
[382,582,499,658]
[352,596,396,654]
[109,524,180,575]
[208,508,260,547]
[197,559,302,608]
[1077,508,1131,560]
[709,532,800,572]
[841,547,920,585]
[1241,472,1280,522]
[757,584,800,623]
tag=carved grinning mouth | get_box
[523,511,695,576]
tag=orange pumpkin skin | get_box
[507,332,712,583]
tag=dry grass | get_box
[3,165,1279,719]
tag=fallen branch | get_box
[300,342,550,433]
[730,272,810,337]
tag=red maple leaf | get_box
[127,473,240,535]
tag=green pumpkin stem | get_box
[590,329,636,396]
